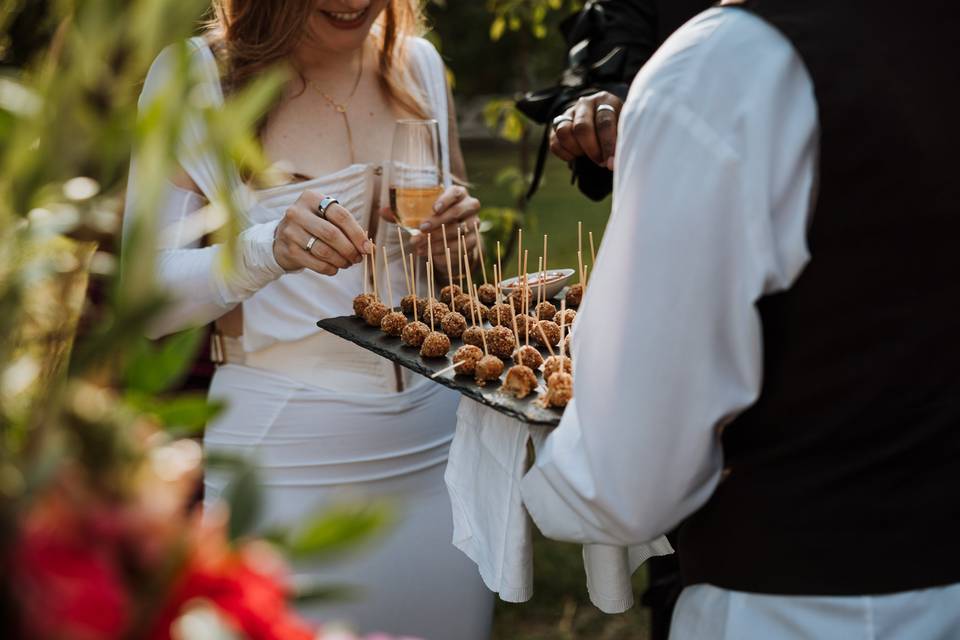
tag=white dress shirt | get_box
[520,8,960,638]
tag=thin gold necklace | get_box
[308,52,364,164]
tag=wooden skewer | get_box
[578,220,583,262]
[517,228,523,286]
[496,240,503,302]
[510,297,521,365]
[371,242,380,301]
[445,246,455,301]
[493,264,500,305]
[474,284,489,356]
[411,254,419,323]
[427,260,436,332]
[559,298,567,348]
[537,322,556,358]
[473,219,488,285]
[457,224,469,291]
[463,248,477,327]
[577,249,585,287]
[524,277,530,348]
[523,249,529,305]
[583,265,589,290]
[432,360,466,378]
[537,256,544,307]
[588,231,597,282]
[427,233,434,295]
[442,223,453,288]
[542,234,548,306]
[398,227,411,297]
[362,253,369,296]
[382,245,394,309]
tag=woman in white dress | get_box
[123,1,494,637]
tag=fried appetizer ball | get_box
[542,355,572,382]
[487,303,514,327]
[535,300,558,321]
[363,301,389,327]
[502,364,538,399]
[561,334,572,359]
[418,297,429,314]
[452,345,484,376]
[380,311,407,337]
[477,283,498,306]
[554,308,577,328]
[517,345,544,370]
[543,371,573,408]
[420,331,451,358]
[423,301,450,325]
[453,293,474,314]
[509,289,531,314]
[475,355,504,385]
[441,311,468,339]
[462,300,489,324]
[565,283,583,308]
[534,320,561,347]
[462,325,485,348]
[439,284,463,306]
[401,320,430,348]
[514,314,536,342]
[353,293,376,317]
[400,294,417,316]
[486,326,516,359]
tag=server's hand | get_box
[549,91,623,170]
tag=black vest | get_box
[679,1,960,595]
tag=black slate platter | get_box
[317,314,564,426]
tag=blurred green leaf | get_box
[225,465,262,540]
[272,503,395,562]
[293,582,360,604]
[125,391,224,434]
[123,329,203,395]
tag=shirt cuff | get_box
[238,218,286,280]
[520,458,592,544]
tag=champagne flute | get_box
[390,119,443,236]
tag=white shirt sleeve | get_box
[520,9,819,545]
[123,40,286,339]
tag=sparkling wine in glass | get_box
[390,119,444,236]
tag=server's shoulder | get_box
[630,7,798,107]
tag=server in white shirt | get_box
[522,2,960,637]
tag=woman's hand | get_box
[274,190,373,275]
[380,184,480,266]
[549,91,623,170]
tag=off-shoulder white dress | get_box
[124,36,493,639]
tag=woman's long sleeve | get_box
[122,40,286,339]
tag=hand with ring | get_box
[274,190,373,275]
[549,90,624,170]
[380,184,481,261]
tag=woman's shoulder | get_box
[404,35,444,71]
[140,37,221,109]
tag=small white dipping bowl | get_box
[499,268,575,301]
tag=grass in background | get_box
[462,141,650,640]
[463,140,611,278]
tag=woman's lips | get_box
[320,7,369,30]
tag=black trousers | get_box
[641,538,682,640]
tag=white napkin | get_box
[445,398,673,613]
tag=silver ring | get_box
[552,115,574,131]
[596,104,617,114]
[304,235,318,252]
[317,196,339,220]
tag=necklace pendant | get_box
[336,105,347,113]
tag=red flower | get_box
[148,545,315,640]
[13,529,130,640]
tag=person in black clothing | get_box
[519,0,711,202]
[517,3,711,639]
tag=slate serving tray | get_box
[317,313,564,426]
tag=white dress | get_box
[124,36,493,639]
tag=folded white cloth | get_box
[445,398,673,613]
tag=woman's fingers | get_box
[288,245,339,276]
[420,186,467,234]
[378,205,398,223]
[324,201,373,256]
[282,222,352,269]
[550,92,623,168]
